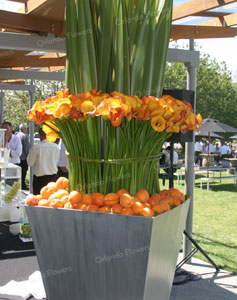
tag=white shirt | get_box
[27,140,59,176]
[165,151,179,165]
[219,145,230,155]
[6,134,22,164]
[205,143,216,153]
[195,142,202,152]
[57,140,68,168]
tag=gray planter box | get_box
[26,199,190,300]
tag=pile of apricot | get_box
[25,177,185,217]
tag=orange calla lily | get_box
[80,101,96,114]
[151,116,166,132]
[42,123,60,142]
[196,113,203,128]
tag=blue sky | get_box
[0,0,236,79]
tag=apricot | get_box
[111,203,123,214]
[55,177,69,190]
[133,201,144,215]
[136,189,149,203]
[82,194,93,206]
[120,193,135,208]
[104,193,119,206]
[68,190,82,205]
[92,193,105,207]
[148,193,161,207]
[117,189,129,198]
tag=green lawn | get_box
[160,171,237,274]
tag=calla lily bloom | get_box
[27,89,202,134]
[81,101,96,114]
[151,116,166,132]
[196,113,203,128]
[42,122,60,142]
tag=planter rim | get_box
[24,199,190,221]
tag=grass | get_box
[160,170,237,274]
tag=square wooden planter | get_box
[26,199,190,300]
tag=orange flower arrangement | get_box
[28,89,202,195]
[28,89,202,140]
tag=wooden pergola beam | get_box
[172,0,237,21]
[193,11,232,18]
[7,0,28,3]
[26,0,48,13]
[0,10,63,35]
[0,56,66,68]
[197,13,237,27]
[171,25,237,40]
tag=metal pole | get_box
[183,38,196,262]
[29,84,35,193]
[0,91,4,125]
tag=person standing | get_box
[195,140,203,166]
[17,123,30,190]
[57,139,68,178]
[27,128,59,195]
[2,121,22,165]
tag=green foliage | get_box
[65,0,173,97]
[164,62,187,89]
[196,54,237,128]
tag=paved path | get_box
[171,256,237,300]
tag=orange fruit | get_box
[61,195,69,206]
[159,189,168,199]
[82,194,93,206]
[56,189,69,199]
[48,192,59,202]
[136,189,149,203]
[120,193,135,208]
[117,189,129,198]
[25,194,40,206]
[159,200,170,212]
[121,207,134,215]
[68,190,82,205]
[50,199,64,208]
[99,206,111,213]
[141,207,154,217]
[40,186,54,199]
[104,193,119,206]
[111,203,123,214]
[168,188,181,198]
[163,196,174,206]
[92,193,105,207]
[144,203,151,208]
[173,197,181,207]
[64,202,74,209]
[179,193,185,203]
[87,204,99,212]
[55,177,69,190]
[78,203,87,210]
[46,182,57,192]
[148,193,161,207]
[38,199,50,207]
[133,201,144,215]
[153,204,164,215]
